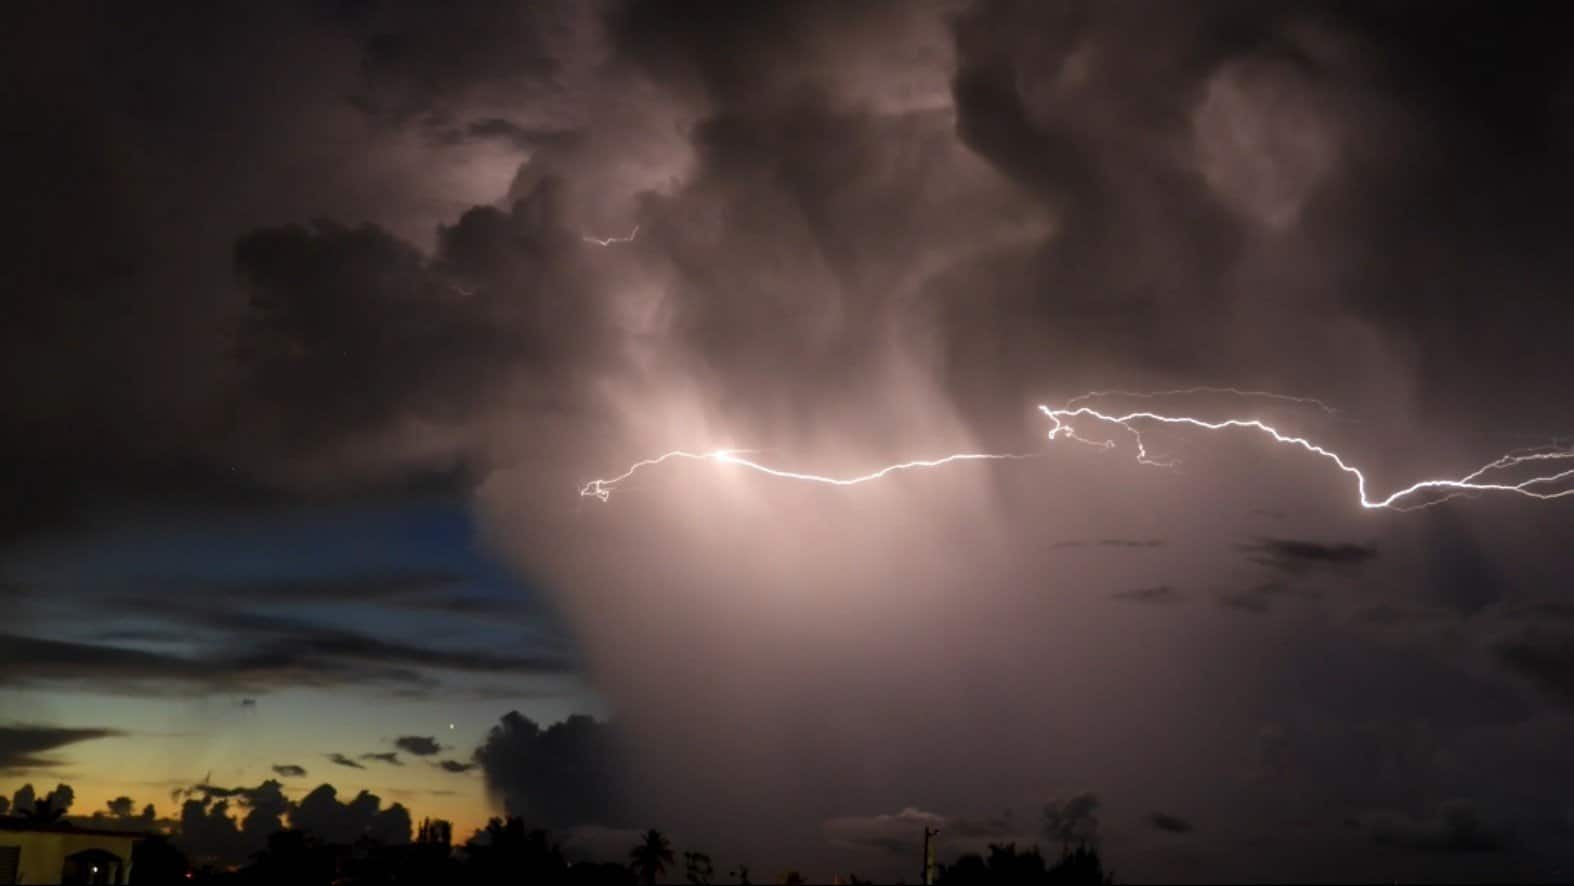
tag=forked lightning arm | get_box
[1038,405,1574,511]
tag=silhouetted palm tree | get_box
[22,798,65,823]
[629,829,674,886]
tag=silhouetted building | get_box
[0,816,144,884]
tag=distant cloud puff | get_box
[394,736,443,756]
[1148,812,1194,833]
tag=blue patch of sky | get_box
[5,495,580,670]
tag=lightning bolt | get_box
[582,392,1574,510]
[1040,404,1574,510]
[578,449,1040,502]
[582,225,639,247]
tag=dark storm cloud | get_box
[17,0,1571,541]
[1493,628,1574,707]
[473,712,627,828]
[1216,581,1321,615]
[360,752,402,766]
[175,778,408,863]
[339,0,565,124]
[1239,538,1378,574]
[1264,631,1532,731]
[180,609,573,674]
[0,634,210,688]
[435,760,478,774]
[1218,592,1271,615]
[1364,802,1506,853]
[214,172,618,495]
[1420,510,1503,615]
[460,118,582,151]
[326,753,365,770]
[1052,539,1166,551]
[609,0,874,106]
[271,764,307,778]
[231,219,510,461]
[0,725,124,772]
[138,570,470,605]
[394,736,443,756]
[6,0,1574,880]
[177,779,293,863]
[1148,813,1194,834]
[1299,8,1574,428]
[1111,585,1182,605]
[291,784,412,846]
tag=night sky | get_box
[5,1,1574,881]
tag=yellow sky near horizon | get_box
[2,684,607,842]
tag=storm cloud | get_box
[472,712,626,829]
[5,0,1574,881]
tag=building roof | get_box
[0,817,147,839]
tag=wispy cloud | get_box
[0,725,125,772]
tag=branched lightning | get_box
[1038,404,1574,511]
[582,225,639,247]
[581,391,1574,511]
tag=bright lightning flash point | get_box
[582,225,639,247]
[581,392,1574,511]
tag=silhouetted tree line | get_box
[4,794,1118,886]
[126,818,766,886]
[121,823,1118,885]
[935,842,1111,886]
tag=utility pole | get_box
[921,825,940,885]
